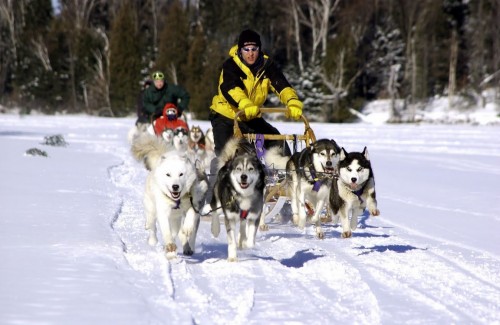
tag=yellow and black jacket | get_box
[210,45,299,120]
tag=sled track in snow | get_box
[105,140,500,324]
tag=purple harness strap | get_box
[255,134,266,161]
[309,168,322,192]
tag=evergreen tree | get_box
[15,0,55,112]
[156,0,190,84]
[185,26,225,119]
[109,1,142,116]
[364,17,405,99]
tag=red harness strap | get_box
[240,210,249,219]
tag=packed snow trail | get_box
[106,121,500,324]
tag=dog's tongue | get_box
[171,191,180,199]
[350,183,358,190]
[240,182,248,189]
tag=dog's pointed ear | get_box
[340,147,348,160]
[331,139,341,153]
[362,146,369,160]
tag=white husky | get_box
[131,134,208,258]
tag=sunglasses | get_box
[242,47,259,53]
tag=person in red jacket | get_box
[152,103,189,142]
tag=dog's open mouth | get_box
[239,181,249,189]
[324,166,335,174]
[170,191,181,199]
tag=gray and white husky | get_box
[330,147,380,238]
[131,133,208,259]
[208,138,266,262]
[265,139,341,239]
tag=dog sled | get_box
[233,107,317,226]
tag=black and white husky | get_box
[208,138,266,262]
[265,139,341,238]
[330,147,380,238]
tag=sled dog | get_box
[189,125,205,151]
[265,139,341,238]
[131,133,208,258]
[209,138,266,261]
[329,147,380,238]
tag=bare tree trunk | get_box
[31,37,52,71]
[448,28,458,109]
[296,0,339,65]
[168,63,178,85]
[151,0,158,57]
[290,0,304,74]
[0,0,23,67]
[388,64,401,122]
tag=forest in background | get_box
[1,0,499,122]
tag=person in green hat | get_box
[142,70,190,122]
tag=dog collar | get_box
[166,193,181,209]
[342,181,367,204]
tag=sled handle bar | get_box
[233,107,316,146]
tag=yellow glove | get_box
[286,99,303,120]
[239,98,260,119]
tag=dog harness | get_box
[255,134,266,164]
[240,209,249,219]
[353,186,366,204]
[308,167,322,192]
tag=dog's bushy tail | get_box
[264,146,289,170]
[130,133,169,170]
[217,137,256,169]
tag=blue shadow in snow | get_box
[279,249,324,268]
[357,211,392,230]
[354,244,426,256]
[0,130,45,137]
[186,243,228,263]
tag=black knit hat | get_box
[238,29,261,49]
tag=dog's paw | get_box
[320,215,332,223]
[183,247,194,256]
[165,252,177,260]
[370,208,380,216]
[148,236,158,246]
[341,230,352,238]
[227,257,238,262]
[259,223,269,231]
[211,215,220,238]
[164,243,177,253]
[316,228,325,239]
[147,231,158,246]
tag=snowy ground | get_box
[1,113,499,325]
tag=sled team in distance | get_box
[129,102,380,262]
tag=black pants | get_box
[209,111,291,156]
